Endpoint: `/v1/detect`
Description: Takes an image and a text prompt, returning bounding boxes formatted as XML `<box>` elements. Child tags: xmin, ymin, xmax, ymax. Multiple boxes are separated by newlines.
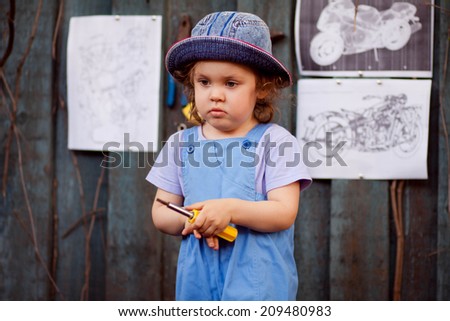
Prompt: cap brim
<box><xmin>166</xmin><ymin>36</ymin><xmax>292</xmax><ymax>87</ymax></box>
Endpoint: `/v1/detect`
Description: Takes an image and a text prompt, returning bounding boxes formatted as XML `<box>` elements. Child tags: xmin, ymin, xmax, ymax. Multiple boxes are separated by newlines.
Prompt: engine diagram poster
<box><xmin>67</xmin><ymin>16</ymin><xmax>162</xmax><ymax>152</ymax></box>
<box><xmin>295</xmin><ymin>0</ymin><xmax>434</xmax><ymax>77</ymax></box>
<box><xmin>296</xmin><ymin>79</ymin><xmax>431</xmax><ymax>179</ymax></box>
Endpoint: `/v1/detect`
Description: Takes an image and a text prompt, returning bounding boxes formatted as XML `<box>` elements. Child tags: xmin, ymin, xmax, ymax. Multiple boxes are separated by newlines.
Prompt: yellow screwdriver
<box><xmin>156</xmin><ymin>198</ymin><xmax>238</xmax><ymax>242</ymax></box>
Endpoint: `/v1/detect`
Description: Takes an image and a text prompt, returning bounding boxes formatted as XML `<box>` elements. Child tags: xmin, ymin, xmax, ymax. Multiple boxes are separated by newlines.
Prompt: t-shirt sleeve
<box><xmin>261</xmin><ymin>125</ymin><xmax>312</xmax><ymax>192</ymax></box>
<box><xmin>145</xmin><ymin>132</ymin><xmax>183</xmax><ymax>196</ymax></box>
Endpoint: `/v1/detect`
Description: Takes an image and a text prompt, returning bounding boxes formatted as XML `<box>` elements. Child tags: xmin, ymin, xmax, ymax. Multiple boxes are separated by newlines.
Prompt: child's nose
<box><xmin>209</xmin><ymin>86</ymin><xmax>225</xmax><ymax>101</ymax></box>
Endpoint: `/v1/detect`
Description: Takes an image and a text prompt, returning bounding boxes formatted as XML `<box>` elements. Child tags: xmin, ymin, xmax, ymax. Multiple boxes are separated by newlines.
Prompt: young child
<box><xmin>146</xmin><ymin>11</ymin><xmax>311</xmax><ymax>300</ymax></box>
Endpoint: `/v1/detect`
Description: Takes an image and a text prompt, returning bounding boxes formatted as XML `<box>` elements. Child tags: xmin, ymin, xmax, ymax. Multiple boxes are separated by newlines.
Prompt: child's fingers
<box><xmin>182</xmin><ymin>219</ymin><xmax>197</xmax><ymax>236</ymax></box>
<box><xmin>199</xmin><ymin>225</ymin><xmax>219</xmax><ymax>238</ymax></box>
<box><xmin>193</xmin><ymin>229</ymin><xmax>202</xmax><ymax>239</ymax></box>
<box><xmin>190</xmin><ymin>211</ymin><xmax>207</xmax><ymax>231</ymax></box>
<box><xmin>206</xmin><ymin>236</ymin><xmax>219</xmax><ymax>251</ymax></box>
<box><xmin>181</xmin><ymin>224</ymin><xmax>191</xmax><ymax>236</ymax></box>
<box><xmin>184</xmin><ymin>202</ymin><xmax>204</xmax><ymax>211</ymax></box>
<box><xmin>181</xmin><ymin>225</ymin><xmax>202</xmax><ymax>239</ymax></box>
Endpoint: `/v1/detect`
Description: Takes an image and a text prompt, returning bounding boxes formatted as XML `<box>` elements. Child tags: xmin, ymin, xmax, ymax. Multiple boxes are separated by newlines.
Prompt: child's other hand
<box><xmin>182</xmin><ymin>220</ymin><xmax>201</xmax><ymax>239</ymax></box>
<box><xmin>205</xmin><ymin>236</ymin><xmax>219</xmax><ymax>250</ymax></box>
<box><xmin>181</xmin><ymin>220</ymin><xmax>219</xmax><ymax>250</ymax></box>
<box><xmin>184</xmin><ymin>199</ymin><xmax>234</xmax><ymax>238</ymax></box>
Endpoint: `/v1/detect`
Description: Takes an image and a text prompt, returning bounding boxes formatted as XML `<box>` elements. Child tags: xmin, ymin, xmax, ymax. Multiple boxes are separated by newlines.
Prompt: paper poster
<box><xmin>295</xmin><ymin>0</ymin><xmax>434</xmax><ymax>78</ymax></box>
<box><xmin>296</xmin><ymin>79</ymin><xmax>431</xmax><ymax>179</ymax></box>
<box><xmin>67</xmin><ymin>15</ymin><xmax>162</xmax><ymax>152</ymax></box>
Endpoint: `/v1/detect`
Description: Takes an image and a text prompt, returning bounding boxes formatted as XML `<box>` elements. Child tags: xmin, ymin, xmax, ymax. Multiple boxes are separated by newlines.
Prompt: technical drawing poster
<box><xmin>67</xmin><ymin>16</ymin><xmax>162</xmax><ymax>152</ymax></box>
<box><xmin>296</xmin><ymin>79</ymin><xmax>431</xmax><ymax>179</ymax></box>
<box><xmin>295</xmin><ymin>0</ymin><xmax>434</xmax><ymax>77</ymax></box>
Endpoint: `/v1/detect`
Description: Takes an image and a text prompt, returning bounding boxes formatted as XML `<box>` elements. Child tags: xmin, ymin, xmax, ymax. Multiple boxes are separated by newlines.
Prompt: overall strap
<box><xmin>245</xmin><ymin>123</ymin><xmax>273</xmax><ymax>143</ymax></box>
<box><xmin>181</xmin><ymin>126</ymin><xmax>198</xmax><ymax>142</ymax></box>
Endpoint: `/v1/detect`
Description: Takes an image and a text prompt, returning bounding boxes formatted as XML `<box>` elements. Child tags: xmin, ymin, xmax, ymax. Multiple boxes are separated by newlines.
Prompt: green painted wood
<box><xmin>330</xmin><ymin>180</ymin><xmax>389</xmax><ymax>300</ymax></box>
<box><xmin>0</xmin><ymin>0</ymin><xmax>57</xmax><ymax>300</ymax></box>
<box><xmin>54</xmin><ymin>0</ymin><xmax>112</xmax><ymax>301</ymax></box>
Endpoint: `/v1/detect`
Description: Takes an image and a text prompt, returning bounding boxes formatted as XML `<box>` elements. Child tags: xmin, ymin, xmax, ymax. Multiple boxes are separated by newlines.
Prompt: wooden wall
<box><xmin>0</xmin><ymin>0</ymin><xmax>449</xmax><ymax>300</ymax></box>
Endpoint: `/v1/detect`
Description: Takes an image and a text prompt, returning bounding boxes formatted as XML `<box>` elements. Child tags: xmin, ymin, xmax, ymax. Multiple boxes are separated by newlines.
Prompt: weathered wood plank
<box><xmin>106</xmin><ymin>157</ymin><xmax>159</xmax><ymax>300</ymax></box>
<box><xmin>330</xmin><ymin>180</ymin><xmax>389</xmax><ymax>300</ymax></box>
<box><xmin>105</xmin><ymin>0</ymin><xmax>164</xmax><ymax>301</ymax></box>
<box><xmin>296</xmin><ymin>181</ymin><xmax>331</xmax><ymax>300</ymax></box>
<box><xmin>401</xmin><ymin>180</ymin><xmax>437</xmax><ymax>300</ymax></box>
<box><xmin>387</xmin><ymin>85</ymin><xmax>439</xmax><ymax>301</ymax></box>
<box><xmin>54</xmin><ymin>0</ymin><xmax>112</xmax><ymax>301</ymax></box>
<box><xmin>437</xmin><ymin>0</ymin><xmax>450</xmax><ymax>301</ymax></box>
<box><xmin>399</xmin><ymin>3</ymin><xmax>441</xmax><ymax>297</ymax></box>
<box><xmin>0</xmin><ymin>0</ymin><xmax>57</xmax><ymax>300</ymax></box>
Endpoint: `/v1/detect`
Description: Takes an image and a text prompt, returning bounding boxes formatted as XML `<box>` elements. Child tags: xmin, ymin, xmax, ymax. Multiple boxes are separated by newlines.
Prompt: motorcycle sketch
<box><xmin>310</xmin><ymin>0</ymin><xmax>422</xmax><ymax>66</ymax></box>
<box><xmin>301</xmin><ymin>94</ymin><xmax>422</xmax><ymax>158</ymax></box>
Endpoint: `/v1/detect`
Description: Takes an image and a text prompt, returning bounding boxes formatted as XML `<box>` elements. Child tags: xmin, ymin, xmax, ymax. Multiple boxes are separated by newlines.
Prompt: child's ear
<box><xmin>256</xmin><ymin>85</ymin><xmax>270</xmax><ymax>100</ymax></box>
<box><xmin>257</xmin><ymin>90</ymin><xmax>268</xmax><ymax>100</ymax></box>
<box><xmin>256</xmin><ymin>81</ymin><xmax>272</xmax><ymax>100</ymax></box>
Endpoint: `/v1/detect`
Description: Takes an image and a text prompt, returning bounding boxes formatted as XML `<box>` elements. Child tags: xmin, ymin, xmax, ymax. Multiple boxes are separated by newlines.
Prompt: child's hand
<box><xmin>205</xmin><ymin>236</ymin><xmax>219</xmax><ymax>250</ymax></box>
<box><xmin>183</xmin><ymin>220</ymin><xmax>202</xmax><ymax>239</ymax></box>
<box><xmin>182</xmin><ymin>220</ymin><xmax>219</xmax><ymax>250</ymax></box>
<box><xmin>182</xmin><ymin>199</ymin><xmax>234</xmax><ymax>238</ymax></box>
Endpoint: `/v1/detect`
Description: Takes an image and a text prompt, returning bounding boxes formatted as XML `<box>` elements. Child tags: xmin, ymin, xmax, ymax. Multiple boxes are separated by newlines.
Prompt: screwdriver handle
<box><xmin>189</xmin><ymin>209</ymin><xmax>238</xmax><ymax>242</ymax></box>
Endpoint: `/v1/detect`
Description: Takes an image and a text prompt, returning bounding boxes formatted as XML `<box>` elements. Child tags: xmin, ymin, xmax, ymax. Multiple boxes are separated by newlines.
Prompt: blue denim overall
<box><xmin>177</xmin><ymin>123</ymin><xmax>297</xmax><ymax>300</ymax></box>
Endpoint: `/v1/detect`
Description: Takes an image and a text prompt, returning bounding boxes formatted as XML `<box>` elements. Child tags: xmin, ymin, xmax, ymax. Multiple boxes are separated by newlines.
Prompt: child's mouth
<box><xmin>209</xmin><ymin>108</ymin><xmax>226</xmax><ymax>116</ymax></box>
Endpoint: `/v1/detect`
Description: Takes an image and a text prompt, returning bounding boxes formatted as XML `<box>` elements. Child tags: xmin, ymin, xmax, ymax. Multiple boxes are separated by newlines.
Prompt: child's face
<box><xmin>193</xmin><ymin>61</ymin><xmax>261</xmax><ymax>136</ymax></box>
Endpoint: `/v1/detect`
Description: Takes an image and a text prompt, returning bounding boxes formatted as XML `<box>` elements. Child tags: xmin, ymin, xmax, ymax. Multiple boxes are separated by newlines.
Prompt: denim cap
<box><xmin>166</xmin><ymin>11</ymin><xmax>292</xmax><ymax>86</ymax></box>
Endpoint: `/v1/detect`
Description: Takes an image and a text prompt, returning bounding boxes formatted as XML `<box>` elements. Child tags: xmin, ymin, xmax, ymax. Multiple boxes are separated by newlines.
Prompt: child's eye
<box><xmin>197</xmin><ymin>79</ymin><xmax>210</xmax><ymax>86</ymax></box>
<box><xmin>226</xmin><ymin>81</ymin><xmax>238</xmax><ymax>88</ymax></box>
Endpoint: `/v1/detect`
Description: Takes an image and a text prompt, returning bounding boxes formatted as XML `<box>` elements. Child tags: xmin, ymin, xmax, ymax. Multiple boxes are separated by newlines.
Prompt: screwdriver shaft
<box><xmin>156</xmin><ymin>198</ymin><xmax>193</xmax><ymax>219</ymax></box>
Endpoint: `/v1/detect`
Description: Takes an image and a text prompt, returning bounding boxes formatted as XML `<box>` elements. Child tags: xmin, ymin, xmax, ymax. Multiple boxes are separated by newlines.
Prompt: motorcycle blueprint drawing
<box><xmin>309</xmin><ymin>0</ymin><xmax>422</xmax><ymax>66</ymax></box>
<box><xmin>301</xmin><ymin>94</ymin><xmax>422</xmax><ymax>158</ymax></box>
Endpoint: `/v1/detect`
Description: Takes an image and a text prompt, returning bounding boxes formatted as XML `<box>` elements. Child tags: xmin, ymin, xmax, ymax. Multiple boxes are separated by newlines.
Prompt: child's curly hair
<box><xmin>173</xmin><ymin>62</ymin><xmax>285</xmax><ymax>125</ymax></box>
